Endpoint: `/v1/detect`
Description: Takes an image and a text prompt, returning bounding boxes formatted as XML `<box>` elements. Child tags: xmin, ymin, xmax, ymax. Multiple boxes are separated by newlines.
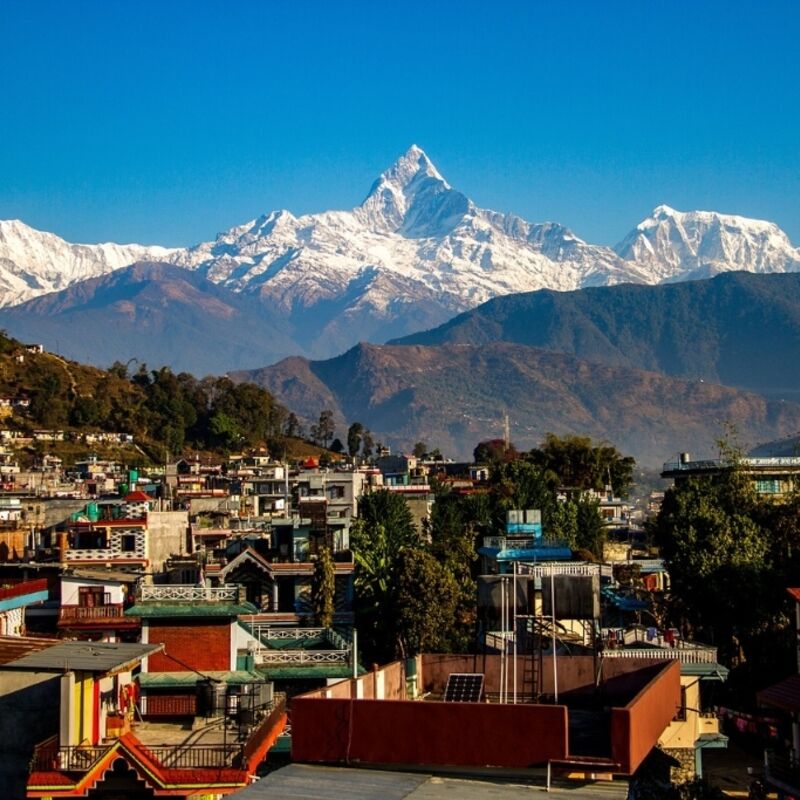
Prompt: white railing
<box><xmin>139</xmin><ymin>585</ymin><xmax>241</xmax><ymax>602</ymax></box>
<box><xmin>250</xmin><ymin>625</ymin><xmax>326</xmax><ymax>640</ymax></box>
<box><xmin>625</xmin><ymin>559</ymin><xmax>665</xmax><ymax>572</ymax></box>
<box><xmin>517</xmin><ymin>562</ymin><xmax>613</xmax><ymax>578</ymax></box>
<box><xmin>601</xmin><ymin>645</ymin><xmax>718</xmax><ymax>664</ymax></box>
<box><xmin>66</xmin><ymin>549</ymin><xmax>143</xmax><ymax>562</ymax></box>
<box><xmin>664</xmin><ymin>456</ymin><xmax>800</xmax><ymax>472</ymax></box>
<box><xmin>254</xmin><ymin>648</ymin><xmax>350</xmax><ymax>665</ymax></box>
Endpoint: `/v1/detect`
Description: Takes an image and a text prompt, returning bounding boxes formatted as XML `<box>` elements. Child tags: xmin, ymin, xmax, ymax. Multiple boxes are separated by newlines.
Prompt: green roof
<box><xmin>681</xmin><ymin>662</ymin><xmax>729</xmax><ymax>680</ymax></box>
<box><xmin>139</xmin><ymin>670</ymin><xmax>264</xmax><ymax>688</ymax></box>
<box><xmin>125</xmin><ymin>602</ymin><xmax>258</xmax><ymax>618</ymax></box>
<box><xmin>257</xmin><ymin>665</ymin><xmax>366</xmax><ymax>680</ymax></box>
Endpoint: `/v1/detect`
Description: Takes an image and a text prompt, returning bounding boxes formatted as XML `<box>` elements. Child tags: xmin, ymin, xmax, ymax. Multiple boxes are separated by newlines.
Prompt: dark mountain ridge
<box><xmin>391</xmin><ymin>271</ymin><xmax>800</xmax><ymax>398</ymax></box>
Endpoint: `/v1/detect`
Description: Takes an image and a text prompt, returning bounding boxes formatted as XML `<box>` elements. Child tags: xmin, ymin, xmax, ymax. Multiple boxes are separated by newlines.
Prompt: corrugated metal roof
<box><xmin>0</xmin><ymin>634</ymin><xmax>55</xmax><ymax>666</ymax></box>
<box><xmin>233</xmin><ymin>764</ymin><xmax>630</xmax><ymax>799</ymax></box>
<box><xmin>125</xmin><ymin>602</ymin><xmax>257</xmax><ymax>618</ymax></box>
<box><xmin>2</xmin><ymin>641</ymin><xmax>162</xmax><ymax>673</ymax></box>
<box><xmin>758</xmin><ymin>674</ymin><xmax>800</xmax><ymax>712</ymax></box>
<box><xmin>139</xmin><ymin>670</ymin><xmax>264</xmax><ymax>688</ymax></box>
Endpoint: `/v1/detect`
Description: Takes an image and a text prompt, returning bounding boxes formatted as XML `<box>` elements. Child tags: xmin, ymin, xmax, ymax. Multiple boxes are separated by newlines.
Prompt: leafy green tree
<box><xmin>396</xmin><ymin>548</ymin><xmax>458</xmax><ymax>657</ymax></box>
<box><xmin>652</xmin><ymin>465</ymin><xmax>771</xmax><ymax>664</ymax></box>
<box><xmin>312</xmin><ymin>545</ymin><xmax>336</xmax><ymax>628</ymax></box>
<box><xmin>330</xmin><ymin>437</ymin><xmax>344</xmax><ymax>454</ymax></box>
<box><xmin>530</xmin><ymin>433</ymin><xmax>635</xmax><ymax>496</ymax></box>
<box><xmin>351</xmin><ymin>490</ymin><xmax>419</xmax><ymax>662</ymax></box>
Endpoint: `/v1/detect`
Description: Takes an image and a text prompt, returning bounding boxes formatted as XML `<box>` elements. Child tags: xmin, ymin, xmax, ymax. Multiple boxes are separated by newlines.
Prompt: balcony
<box><xmin>58</xmin><ymin>604</ymin><xmax>138</xmax><ymax>627</ymax></box>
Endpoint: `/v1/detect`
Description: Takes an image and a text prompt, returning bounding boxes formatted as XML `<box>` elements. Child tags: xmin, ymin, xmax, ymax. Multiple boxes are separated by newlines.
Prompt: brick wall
<box><xmin>146</xmin><ymin>620</ymin><xmax>231</xmax><ymax>672</ymax></box>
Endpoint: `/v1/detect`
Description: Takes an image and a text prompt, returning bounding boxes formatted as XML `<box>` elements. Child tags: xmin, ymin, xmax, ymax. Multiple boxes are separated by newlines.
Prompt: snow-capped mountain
<box><xmin>1</xmin><ymin>146</ymin><xmax>799</xmax><ymax>358</ymax></box>
<box><xmin>0</xmin><ymin>219</ymin><xmax>178</xmax><ymax>306</ymax></box>
<box><xmin>166</xmin><ymin>145</ymin><xmax>646</xmax><ymax>353</ymax></box>
<box><xmin>614</xmin><ymin>204</ymin><xmax>800</xmax><ymax>282</ymax></box>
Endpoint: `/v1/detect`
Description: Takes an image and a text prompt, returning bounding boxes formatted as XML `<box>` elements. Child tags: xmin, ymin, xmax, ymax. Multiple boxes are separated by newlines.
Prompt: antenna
<box><xmin>503</xmin><ymin>413</ymin><xmax>510</xmax><ymax>450</ymax></box>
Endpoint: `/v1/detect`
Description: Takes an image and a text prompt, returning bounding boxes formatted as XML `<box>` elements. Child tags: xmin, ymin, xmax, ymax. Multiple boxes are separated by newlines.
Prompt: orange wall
<box><xmin>291</xmin><ymin>697</ymin><xmax>568</xmax><ymax>768</ymax></box>
<box><xmin>611</xmin><ymin>659</ymin><xmax>681</xmax><ymax>774</ymax></box>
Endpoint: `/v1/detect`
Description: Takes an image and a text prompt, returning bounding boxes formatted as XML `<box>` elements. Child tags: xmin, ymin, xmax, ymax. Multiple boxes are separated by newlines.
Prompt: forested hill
<box><xmin>231</xmin><ymin>341</ymin><xmax>800</xmax><ymax>468</ymax></box>
<box><xmin>0</xmin><ymin>331</ymin><xmax>289</xmax><ymax>458</ymax></box>
<box><xmin>390</xmin><ymin>271</ymin><xmax>800</xmax><ymax>398</ymax></box>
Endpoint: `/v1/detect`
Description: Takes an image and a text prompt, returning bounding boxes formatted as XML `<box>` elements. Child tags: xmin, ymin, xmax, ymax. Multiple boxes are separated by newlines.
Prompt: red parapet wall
<box><xmin>611</xmin><ymin>659</ymin><xmax>681</xmax><ymax>774</ymax></box>
<box><xmin>291</xmin><ymin>697</ymin><xmax>568</xmax><ymax>768</ymax></box>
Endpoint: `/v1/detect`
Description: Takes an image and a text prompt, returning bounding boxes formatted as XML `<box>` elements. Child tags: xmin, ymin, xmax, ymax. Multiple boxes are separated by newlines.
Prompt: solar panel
<box><xmin>443</xmin><ymin>673</ymin><xmax>484</xmax><ymax>702</ymax></box>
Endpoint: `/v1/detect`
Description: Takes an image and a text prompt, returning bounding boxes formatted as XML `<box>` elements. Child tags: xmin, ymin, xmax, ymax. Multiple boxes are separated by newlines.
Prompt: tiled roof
<box><xmin>0</xmin><ymin>634</ymin><xmax>55</xmax><ymax>666</ymax></box>
<box><xmin>758</xmin><ymin>673</ymin><xmax>800</xmax><ymax>713</ymax></box>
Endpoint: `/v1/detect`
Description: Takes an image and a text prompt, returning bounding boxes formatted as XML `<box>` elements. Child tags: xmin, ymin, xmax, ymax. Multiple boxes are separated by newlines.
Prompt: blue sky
<box><xmin>1</xmin><ymin>0</ymin><xmax>799</xmax><ymax>247</ymax></box>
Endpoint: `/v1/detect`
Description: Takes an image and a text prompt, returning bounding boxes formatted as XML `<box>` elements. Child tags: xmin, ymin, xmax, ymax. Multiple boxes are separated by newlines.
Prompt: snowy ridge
<box><xmin>614</xmin><ymin>204</ymin><xmax>800</xmax><ymax>281</ymax></box>
<box><xmin>0</xmin><ymin>219</ymin><xmax>178</xmax><ymax>306</ymax></box>
<box><xmin>2</xmin><ymin>147</ymin><xmax>800</xmax><ymax>356</ymax></box>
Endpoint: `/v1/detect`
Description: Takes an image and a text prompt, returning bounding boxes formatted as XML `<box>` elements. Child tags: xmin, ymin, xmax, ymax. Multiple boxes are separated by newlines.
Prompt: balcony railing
<box><xmin>518</xmin><ymin>562</ymin><xmax>614</xmax><ymax>578</ymax></box>
<box><xmin>138</xmin><ymin>585</ymin><xmax>242</xmax><ymax>603</ymax></box>
<box><xmin>138</xmin><ymin>743</ymin><xmax>243</xmax><ymax>769</ymax></box>
<box><xmin>765</xmin><ymin>752</ymin><xmax>800</xmax><ymax>794</ymax></box>
<box><xmin>30</xmin><ymin>744</ymin><xmax>114</xmax><ymax>772</ymax></box>
<box><xmin>254</xmin><ymin>648</ymin><xmax>350</xmax><ymax>666</ymax></box>
<box><xmin>58</xmin><ymin>604</ymin><xmax>127</xmax><ymax>624</ymax></box>
<box><xmin>30</xmin><ymin>741</ymin><xmax>244</xmax><ymax>773</ymax></box>
<box><xmin>601</xmin><ymin>644</ymin><xmax>718</xmax><ymax>664</ymax></box>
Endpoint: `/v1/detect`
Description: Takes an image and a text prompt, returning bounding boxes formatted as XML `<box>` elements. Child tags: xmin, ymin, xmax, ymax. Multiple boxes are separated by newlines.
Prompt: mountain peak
<box><xmin>357</xmin><ymin>145</ymin><xmax>464</xmax><ymax>234</ymax></box>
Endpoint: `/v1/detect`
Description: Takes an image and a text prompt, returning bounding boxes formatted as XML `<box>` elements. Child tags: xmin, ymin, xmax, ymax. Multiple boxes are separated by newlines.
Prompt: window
<box><xmin>121</xmin><ymin>534</ymin><xmax>137</xmax><ymax>552</ymax></box>
<box><xmin>674</xmin><ymin>686</ymin><xmax>688</xmax><ymax>721</ymax></box>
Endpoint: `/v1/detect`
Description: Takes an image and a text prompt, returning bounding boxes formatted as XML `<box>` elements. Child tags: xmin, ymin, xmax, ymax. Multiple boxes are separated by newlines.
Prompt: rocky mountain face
<box><xmin>231</xmin><ymin>342</ymin><xmax>800</xmax><ymax>467</ymax></box>
<box><xmin>392</xmin><ymin>271</ymin><xmax>800</xmax><ymax>399</ymax></box>
<box><xmin>2</xmin><ymin>146</ymin><xmax>799</xmax><ymax>360</ymax></box>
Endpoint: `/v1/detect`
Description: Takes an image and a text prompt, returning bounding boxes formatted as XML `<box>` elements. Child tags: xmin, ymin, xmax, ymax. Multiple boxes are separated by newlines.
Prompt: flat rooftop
<box><xmin>234</xmin><ymin>763</ymin><xmax>630</xmax><ymax>799</ymax></box>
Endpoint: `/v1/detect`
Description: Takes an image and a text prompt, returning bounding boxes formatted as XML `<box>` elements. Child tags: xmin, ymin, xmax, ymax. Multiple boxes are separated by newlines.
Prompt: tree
<box><xmin>529</xmin><ymin>433</ymin><xmax>635</xmax><ymax>496</ymax></box>
<box><xmin>396</xmin><ymin>548</ymin><xmax>458</xmax><ymax>657</ymax></box>
<box><xmin>412</xmin><ymin>441</ymin><xmax>428</xmax><ymax>458</ymax></box>
<box><xmin>330</xmin><ymin>437</ymin><xmax>344</xmax><ymax>454</ymax></box>
<box><xmin>361</xmin><ymin>429</ymin><xmax>375</xmax><ymax>461</ymax></box>
<box><xmin>312</xmin><ymin>545</ymin><xmax>336</xmax><ymax>628</ymax></box>
<box><xmin>347</xmin><ymin>422</ymin><xmax>364</xmax><ymax>459</ymax></box>
<box><xmin>311</xmin><ymin>410</ymin><xmax>335</xmax><ymax>449</ymax></box>
<box><xmin>351</xmin><ymin>490</ymin><xmax>419</xmax><ymax>662</ymax></box>
<box><xmin>474</xmin><ymin>439</ymin><xmax>519</xmax><ymax>465</ymax></box>
<box><xmin>651</xmin><ymin>461</ymin><xmax>773</xmax><ymax>666</ymax></box>
<box><xmin>284</xmin><ymin>412</ymin><xmax>302</xmax><ymax>439</ymax></box>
